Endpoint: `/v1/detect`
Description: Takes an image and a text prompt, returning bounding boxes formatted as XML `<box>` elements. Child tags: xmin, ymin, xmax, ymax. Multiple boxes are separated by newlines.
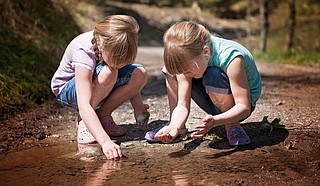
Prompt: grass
<box><xmin>0</xmin><ymin>30</ymin><xmax>57</xmax><ymax>114</ymax></box>
<box><xmin>253</xmin><ymin>51</ymin><xmax>320</xmax><ymax>65</ymax></box>
<box><xmin>0</xmin><ymin>0</ymin><xmax>81</xmax><ymax>118</ymax></box>
<box><xmin>243</xmin><ymin>0</ymin><xmax>320</xmax><ymax>65</ymax></box>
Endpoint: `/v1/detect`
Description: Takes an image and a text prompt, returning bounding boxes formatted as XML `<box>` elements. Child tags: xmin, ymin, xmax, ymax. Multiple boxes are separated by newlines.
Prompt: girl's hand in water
<box><xmin>101</xmin><ymin>141</ymin><xmax>122</xmax><ymax>160</ymax></box>
<box><xmin>155</xmin><ymin>125</ymin><xmax>179</xmax><ymax>143</ymax></box>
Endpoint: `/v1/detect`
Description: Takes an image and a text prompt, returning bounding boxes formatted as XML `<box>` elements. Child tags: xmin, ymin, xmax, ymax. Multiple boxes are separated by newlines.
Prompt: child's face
<box><xmin>183</xmin><ymin>47</ymin><xmax>210</xmax><ymax>79</ymax></box>
<box><xmin>98</xmin><ymin>39</ymin><xmax>125</xmax><ymax>70</ymax></box>
<box><xmin>101</xmin><ymin>49</ymin><xmax>125</xmax><ymax>70</ymax></box>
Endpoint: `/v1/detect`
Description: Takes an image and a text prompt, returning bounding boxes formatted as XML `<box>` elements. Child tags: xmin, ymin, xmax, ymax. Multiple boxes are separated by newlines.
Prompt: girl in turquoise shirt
<box><xmin>145</xmin><ymin>21</ymin><xmax>261</xmax><ymax>145</ymax></box>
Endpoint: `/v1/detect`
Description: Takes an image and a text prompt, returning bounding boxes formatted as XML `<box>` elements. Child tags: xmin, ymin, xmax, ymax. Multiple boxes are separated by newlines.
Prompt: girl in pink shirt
<box><xmin>51</xmin><ymin>15</ymin><xmax>149</xmax><ymax>160</ymax></box>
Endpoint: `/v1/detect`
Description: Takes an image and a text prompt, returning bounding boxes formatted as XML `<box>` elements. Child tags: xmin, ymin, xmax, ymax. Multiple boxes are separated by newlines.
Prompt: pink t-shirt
<box><xmin>51</xmin><ymin>31</ymin><xmax>96</xmax><ymax>96</ymax></box>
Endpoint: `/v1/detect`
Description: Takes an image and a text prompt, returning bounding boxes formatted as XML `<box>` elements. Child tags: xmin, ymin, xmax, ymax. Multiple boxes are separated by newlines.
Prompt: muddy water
<box><xmin>0</xmin><ymin>142</ymin><xmax>213</xmax><ymax>185</ymax></box>
<box><xmin>0</xmin><ymin>137</ymin><xmax>312</xmax><ymax>186</ymax></box>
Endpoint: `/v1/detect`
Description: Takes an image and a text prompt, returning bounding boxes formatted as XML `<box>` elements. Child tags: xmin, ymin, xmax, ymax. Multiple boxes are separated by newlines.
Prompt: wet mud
<box><xmin>1</xmin><ymin>126</ymin><xmax>319</xmax><ymax>185</ymax></box>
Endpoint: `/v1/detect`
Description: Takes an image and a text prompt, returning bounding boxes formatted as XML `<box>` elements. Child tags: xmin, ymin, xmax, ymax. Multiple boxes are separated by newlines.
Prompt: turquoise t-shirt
<box><xmin>208</xmin><ymin>35</ymin><xmax>261</xmax><ymax>105</ymax></box>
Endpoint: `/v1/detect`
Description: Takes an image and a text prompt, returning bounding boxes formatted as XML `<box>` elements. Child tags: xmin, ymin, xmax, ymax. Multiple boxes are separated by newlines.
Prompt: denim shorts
<box><xmin>57</xmin><ymin>63</ymin><xmax>143</xmax><ymax>110</ymax></box>
<box><xmin>164</xmin><ymin>66</ymin><xmax>254</xmax><ymax>118</ymax></box>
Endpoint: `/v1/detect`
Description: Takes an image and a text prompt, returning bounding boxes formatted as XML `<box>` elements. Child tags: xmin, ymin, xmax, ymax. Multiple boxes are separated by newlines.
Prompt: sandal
<box><xmin>77</xmin><ymin>120</ymin><xmax>96</xmax><ymax>144</ymax></box>
<box><xmin>100</xmin><ymin>116</ymin><xmax>126</xmax><ymax>137</ymax></box>
<box><xmin>135</xmin><ymin>111</ymin><xmax>150</xmax><ymax>125</ymax></box>
<box><xmin>227</xmin><ymin>126</ymin><xmax>251</xmax><ymax>146</ymax></box>
<box><xmin>145</xmin><ymin>123</ymin><xmax>188</xmax><ymax>143</ymax></box>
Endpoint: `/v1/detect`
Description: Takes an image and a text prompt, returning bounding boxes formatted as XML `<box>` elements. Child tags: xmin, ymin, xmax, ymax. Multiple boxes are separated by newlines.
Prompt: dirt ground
<box><xmin>0</xmin><ymin>47</ymin><xmax>320</xmax><ymax>185</ymax></box>
<box><xmin>1</xmin><ymin>3</ymin><xmax>320</xmax><ymax>185</ymax></box>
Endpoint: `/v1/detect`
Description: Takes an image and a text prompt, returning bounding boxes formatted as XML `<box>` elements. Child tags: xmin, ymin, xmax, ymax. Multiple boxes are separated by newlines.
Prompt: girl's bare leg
<box><xmin>207</xmin><ymin>92</ymin><xmax>240</xmax><ymax>130</ymax></box>
<box><xmin>96</xmin><ymin>66</ymin><xmax>148</xmax><ymax>118</ymax></box>
<box><xmin>90</xmin><ymin>66</ymin><xmax>118</xmax><ymax>110</ymax></box>
<box><xmin>130</xmin><ymin>92</ymin><xmax>149</xmax><ymax>121</ymax></box>
<box><xmin>167</xmin><ymin>73</ymin><xmax>239</xmax><ymax>131</ymax></box>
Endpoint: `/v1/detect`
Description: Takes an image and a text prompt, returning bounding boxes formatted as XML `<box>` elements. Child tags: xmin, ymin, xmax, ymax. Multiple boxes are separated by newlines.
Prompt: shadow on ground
<box><xmin>166</xmin><ymin>122</ymin><xmax>289</xmax><ymax>159</ymax></box>
<box><xmin>113</xmin><ymin>119</ymin><xmax>168</xmax><ymax>144</ymax></box>
<box><xmin>114</xmin><ymin>118</ymin><xmax>289</xmax><ymax>161</ymax></box>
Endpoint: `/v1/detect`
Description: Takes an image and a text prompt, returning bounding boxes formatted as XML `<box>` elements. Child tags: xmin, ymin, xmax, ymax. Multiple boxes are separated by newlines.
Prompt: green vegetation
<box><xmin>0</xmin><ymin>0</ymin><xmax>80</xmax><ymax>117</ymax></box>
<box><xmin>260</xmin><ymin>116</ymin><xmax>284</xmax><ymax>135</ymax></box>
<box><xmin>238</xmin><ymin>0</ymin><xmax>320</xmax><ymax>65</ymax></box>
<box><xmin>253</xmin><ymin>51</ymin><xmax>319</xmax><ymax>65</ymax></box>
<box><xmin>0</xmin><ymin>31</ymin><xmax>51</xmax><ymax>108</ymax></box>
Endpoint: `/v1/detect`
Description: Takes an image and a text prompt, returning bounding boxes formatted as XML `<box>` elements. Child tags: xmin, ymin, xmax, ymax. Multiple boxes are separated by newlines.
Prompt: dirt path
<box><xmin>0</xmin><ymin>47</ymin><xmax>320</xmax><ymax>185</ymax></box>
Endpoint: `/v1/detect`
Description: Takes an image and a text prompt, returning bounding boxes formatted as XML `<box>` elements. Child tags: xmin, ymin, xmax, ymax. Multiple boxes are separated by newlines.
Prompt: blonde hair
<box><xmin>92</xmin><ymin>15</ymin><xmax>139</xmax><ymax>65</ymax></box>
<box><xmin>163</xmin><ymin>21</ymin><xmax>211</xmax><ymax>75</ymax></box>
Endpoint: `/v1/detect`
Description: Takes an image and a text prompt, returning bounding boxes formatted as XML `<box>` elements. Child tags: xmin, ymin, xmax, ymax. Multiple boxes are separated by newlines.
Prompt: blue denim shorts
<box><xmin>164</xmin><ymin>66</ymin><xmax>254</xmax><ymax>117</ymax></box>
<box><xmin>57</xmin><ymin>63</ymin><xmax>142</xmax><ymax>110</ymax></box>
<box><xmin>190</xmin><ymin>66</ymin><xmax>231</xmax><ymax>115</ymax></box>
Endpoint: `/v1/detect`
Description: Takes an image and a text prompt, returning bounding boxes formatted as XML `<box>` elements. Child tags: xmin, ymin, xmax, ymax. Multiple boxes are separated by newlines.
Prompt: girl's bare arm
<box><xmin>168</xmin><ymin>74</ymin><xmax>192</xmax><ymax>130</ymax></box>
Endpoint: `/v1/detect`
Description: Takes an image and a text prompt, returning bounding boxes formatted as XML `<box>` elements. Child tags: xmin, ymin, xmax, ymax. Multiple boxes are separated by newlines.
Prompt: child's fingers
<box><xmin>155</xmin><ymin>130</ymin><xmax>175</xmax><ymax>143</ymax></box>
<box><xmin>155</xmin><ymin>132</ymin><xmax>168</xmax><ymax>138</ymax></box>
<box><xmin>191</xmin><ymin>133</ymin><xmax>204</xmax><ymax>138</ymax></box>
<box><xmin>202</xmin><ymin>115</ymin><xmax>213</xmax><ymax>122</ymax></box>
<box><xmin>155</xmin><ymin>134</ymin><xmax>166</xmax><ymax>142</ymax></box>
<box><xmin>154</xmin><ymin>133</ymin><xmax>161</xmax><ymax>138</ymax></box>
<box><xmin>191</xmin><ymin>129</ymin><xmax>206</xmax><ymax>138</ymax></box>
<box><xmin>159</xmin><ymin>134</ymin><xmax>173</xmax><ymax>143</ymax></box>
<box><xmin>194</xmin><ymin>124</ymin><xmax>206</xmax><ymax>129</ymax></box>
<box><xmin>155</xmin><ymin>129</ymin><xmax>166</xmax><ymax>138</ymax></box>
<box><xmin>191</xmin><ymin>132</ymin><xmax>203</xmax><ymax>138</ymax></box>
<box><xmin>165</xmin><ymin>135</ymin><xmax>174</xmax><ymax>143</ymax></box>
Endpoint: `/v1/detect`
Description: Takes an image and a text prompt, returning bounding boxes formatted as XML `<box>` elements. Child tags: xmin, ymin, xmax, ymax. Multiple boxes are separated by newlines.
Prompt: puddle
<box><xmin>0</xmin><ymin>141</ymin><xmax>208</xmax><ymax>185</ymax></box>
<box><xmin>0</xmin><ymin>138</ymin><xmax>317</xmax><ymax>185</ymax></box>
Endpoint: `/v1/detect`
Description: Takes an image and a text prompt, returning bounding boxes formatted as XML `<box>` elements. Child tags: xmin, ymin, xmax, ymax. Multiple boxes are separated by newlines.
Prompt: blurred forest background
<box><xmin>0</xmin><ymin>0</ymin><xmax>319</xmax><ymax>119</ymax></box>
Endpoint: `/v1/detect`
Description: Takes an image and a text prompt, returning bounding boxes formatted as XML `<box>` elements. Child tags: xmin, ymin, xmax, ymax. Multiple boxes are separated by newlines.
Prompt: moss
<box><xmin>0</xmin><ymin>0</ymin><xmax>80</xmax><ymax>115</ymax></box>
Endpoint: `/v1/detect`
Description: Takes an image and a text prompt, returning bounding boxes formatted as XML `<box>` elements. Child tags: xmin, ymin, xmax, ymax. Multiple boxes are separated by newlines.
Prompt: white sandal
<box><xmin>77</xmin><ymin>120</ymin><xmax>96</xmax><ymax>144</ymax></box>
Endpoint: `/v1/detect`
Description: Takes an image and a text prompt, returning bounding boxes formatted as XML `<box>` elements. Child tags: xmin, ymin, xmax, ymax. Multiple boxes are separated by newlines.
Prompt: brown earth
<box><xmin>1</xmin><ymin>3</ymin><xmax>320</xmax><ymax>186</ymax></box>
<box><xmin>0</xmin><ymin>48</ymin><xmax>320</xmax><ymax>185</ymax></box>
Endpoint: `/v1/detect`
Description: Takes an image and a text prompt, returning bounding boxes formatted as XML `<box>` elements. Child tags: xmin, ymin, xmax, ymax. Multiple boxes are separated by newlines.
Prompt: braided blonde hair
<box><xmin>163</xmin><ymin>21</ymin><xmax>212</xmax><ymax>75</ymax></box>
<box><xmin>91</xmin><ymin>15</ymin><xmax>139</xmax><ymax>65</ymax></box>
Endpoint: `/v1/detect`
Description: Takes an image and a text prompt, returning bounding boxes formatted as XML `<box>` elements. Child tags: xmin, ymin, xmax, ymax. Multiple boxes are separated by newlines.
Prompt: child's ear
<box><xmin>203</xmin><ymin>45</ymin><xmax>211</xmax><ymax>57</ymax></box>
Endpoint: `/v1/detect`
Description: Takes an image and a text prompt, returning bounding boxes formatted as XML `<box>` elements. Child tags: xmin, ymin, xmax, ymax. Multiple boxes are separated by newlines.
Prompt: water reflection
<box><xmin>84</xmin><ymin>160</ymin><xmax>122</xmax><ymax>186</ymax></box>
<box><xmin>77</xmin><ymin>143</ymin><xmax>122</xmax><ymax>186</ymax></box>
<box><xmin>169</xmin><ymin>139</ymin><xmax>203</xmax><ymax>158</ymax></box>
<box><xmin>171</xmin><ymin>170</ymin><xmax>205</xmax><ymax>185</ymax></box>
<box><xmin>76</xmin><ymin>144</ymin><xmax>207</xmax><ymax>185</ymax></box>
<box><xmin>77</xmin><ymin>143</ymin><xmax>103</xmax><ymax>161</ymax></box>
<box><xmin>172</xmin><ymin>170</ymin><xmax>189</xmax><ymax>185</ymax></box>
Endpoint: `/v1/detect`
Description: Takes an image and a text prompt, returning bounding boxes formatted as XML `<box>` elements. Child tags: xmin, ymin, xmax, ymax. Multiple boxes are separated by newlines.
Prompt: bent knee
<box><xmin>208</xmin><ymin>92</ymin><xmax>235</xmax><ymax>112</ymax></box>
<box><xmin>131</xmin><ymin>66</ymin><xmax>147</xmax><ymax>84</ymax></box>
<box><xmin>94</xmin><ymin>66</ymin><xmax>118</xmax><ymax>86</ymax></box>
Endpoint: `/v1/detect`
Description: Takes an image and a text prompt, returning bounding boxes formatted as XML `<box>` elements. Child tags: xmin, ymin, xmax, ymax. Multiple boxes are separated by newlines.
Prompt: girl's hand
<box><xmin>101</xmin><ymin>141</ymin><xmax>122</xmax><ymax>160</ymax></box>
<box><xmin>191</xmin><ymin>115</ymin><xmax>215</xmax><ymax>138</ymax></box>
<box><xmin>154</xmin><ymin>125</ymin><xmax>179</xmax><ymax>143</ymax></box>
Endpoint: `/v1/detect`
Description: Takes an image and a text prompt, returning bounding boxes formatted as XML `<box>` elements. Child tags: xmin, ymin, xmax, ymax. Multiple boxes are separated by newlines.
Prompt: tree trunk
<box><xmin>285</xmin><ymin>0</ymin><xmax>296</xmax><ymax>50</ymax></box>
<box><xmin>246</xmin><ymin>0</ymin><xmax>252</xmax><ymax>50</ymax></box>
<box><xmin>259</xmin><ymin>0</ymin><xmax>269</xmax><ymax>52</ymax></box>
